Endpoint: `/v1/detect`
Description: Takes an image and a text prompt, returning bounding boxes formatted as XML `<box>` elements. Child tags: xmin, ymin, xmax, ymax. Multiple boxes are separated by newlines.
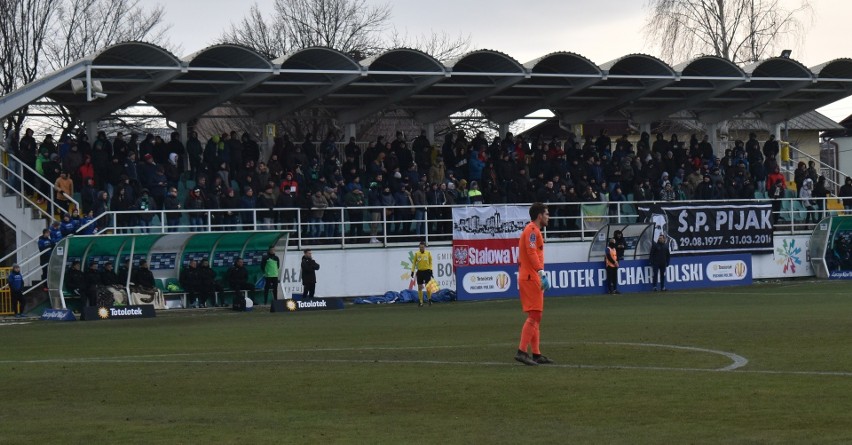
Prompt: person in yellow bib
<box><xmin>410</xmin><ymin>240</ymin><xmax>433</xmax><ymax>307</ymax></box>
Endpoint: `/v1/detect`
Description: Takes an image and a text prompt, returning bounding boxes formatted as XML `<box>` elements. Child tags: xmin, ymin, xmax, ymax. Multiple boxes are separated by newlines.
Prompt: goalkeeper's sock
<box><xmin>518</xmin><ymin>317</ymin><xmax>536</xmax><ymax>352</ymax></box>
<box><xmin>417</xmin><ymin>290</ymin><xmax>423</xmax><ymax>304</ymax></box>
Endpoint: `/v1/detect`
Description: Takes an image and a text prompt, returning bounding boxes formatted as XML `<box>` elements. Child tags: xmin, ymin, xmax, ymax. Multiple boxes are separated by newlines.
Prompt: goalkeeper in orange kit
<box><xmin>514</xmin><ymin>202</ymin><xmax>553</xmax><ymax>366</ymax></box>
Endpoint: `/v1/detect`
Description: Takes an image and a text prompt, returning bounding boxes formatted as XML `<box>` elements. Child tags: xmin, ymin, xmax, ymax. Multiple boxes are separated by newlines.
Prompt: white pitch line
<box><xmin>5</xmin><ymin>357</ymin><xmax>851</xmax><ymax>378</ymax></box>
<box><xmin>582</xmin><ymin>342</ymin><xmax>749</xmax><ymax>371</ymax></box>
<box><xmin>0</xmin><ymin>341</ymin><xmax>746</xmax><ymax>371</ymax></box>
<box><xmin>3</xmin><ymin>341</ymin><xmax>849</xmax><ymax>377</ymax></box>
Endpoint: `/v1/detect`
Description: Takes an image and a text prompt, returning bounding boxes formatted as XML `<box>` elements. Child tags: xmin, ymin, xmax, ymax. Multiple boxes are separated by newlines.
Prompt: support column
<box><xmin>177</xmin><ymin>122</ymin><xmax>187</xmax><ymax>143</ymax></box>
<box><xmin>344</xmin><ymin>123</ymin><xmax>357</xmax><ymax>142</ymax></box>
<box><xmin>85</xmin><ymin>121</ymin><xmax>98</xmax><ymax>140</ymax></box>
<box><xmin>426</xmin><ymin>123</ymin><xmax>435</xmax><ymax>144</ymax></box>
<box><xmin>639</xmin><ymin>122</ymin><xmax>651</xmax><ymax>135</ymax></box>
<box><xmin>262</xmin><ymin>123</ymin><xmax>275</xmax><ymax>162</ymax></box>
<box><xmin>774</xmin><ymin>123</ymin><xmax>783</xmax><ymax>141</ymax></box>
<box><xmin>177</xmin><ymin>122</ymin><xmax>189</xmax><ymax>171</ymax></box>
<box><xmin>707</xmin><ymin>123</ymin><xmax>720</xmax><ymax>159</ymax></box>
<box><xmin>499</xmin><ymin>123</ymin><xmax>510</xmax><ymax>138</ymax></box>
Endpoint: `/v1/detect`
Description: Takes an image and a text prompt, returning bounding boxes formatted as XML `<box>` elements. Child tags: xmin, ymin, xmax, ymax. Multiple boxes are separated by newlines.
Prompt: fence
<box><xmin>83</xmin><ymin>196</ymin><xmax>838</xmax><ymax>248</ymax></box>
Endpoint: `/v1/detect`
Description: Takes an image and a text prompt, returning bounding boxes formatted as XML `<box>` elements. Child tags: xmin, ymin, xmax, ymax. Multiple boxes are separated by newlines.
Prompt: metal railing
<box><xmin>0</xmin><ymin>146</ymin><xmax>80</xmax><ymax>220</ymax></box>
<box><xmin>1</xmin><ymin>211</ymin><xmax>110</xmax><ymax>295</ymax></box>
<box><xmin>783</xmin><ymin>143</ymin><xmax>845</xmax><ymax>194</ymax></box>
<box><xmin>72</xmin><ymin>196</ymin><xmax>835</xmax><ymax>247</ymax></box>
<box><xmin>1</xmin><ymin>194</ymin><xmax>842</xmax><ymax>296</ymax></box>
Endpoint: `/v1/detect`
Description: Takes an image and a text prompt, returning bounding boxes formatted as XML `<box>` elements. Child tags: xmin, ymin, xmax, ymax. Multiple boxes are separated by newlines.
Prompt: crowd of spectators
<box><xmin>3</xmin><ymin>125</ymin><xmax>845</xmax><ymax>241</ymax></box>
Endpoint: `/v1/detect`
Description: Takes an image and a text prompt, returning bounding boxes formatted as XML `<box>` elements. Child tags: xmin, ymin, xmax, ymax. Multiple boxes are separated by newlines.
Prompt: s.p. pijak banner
<box><xmin>456</xmin><ymin>254</ymin><xmax>752</xmax><ymax>300</ymax></box>
<box><xmin>452</xmin><ymin>205</ymin><xmax>529</xmax><ymax>268</ymax></box>
<box><xmin>637</xmin><ymin>203</ymin><xmax>773</xmax><ymax>254</ymax></box>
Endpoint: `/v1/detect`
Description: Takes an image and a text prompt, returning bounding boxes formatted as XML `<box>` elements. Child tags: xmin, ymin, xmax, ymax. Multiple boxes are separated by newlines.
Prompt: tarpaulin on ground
<box><xmin>353</xmin><ymin>289</ymin><xmax>456</xmax><ymax>304</ymax></box>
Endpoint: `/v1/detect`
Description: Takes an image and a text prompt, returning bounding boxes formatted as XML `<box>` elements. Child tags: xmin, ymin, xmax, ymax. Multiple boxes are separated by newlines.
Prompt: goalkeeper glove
<box><xmin>539</xmin><ymin>270</ymin><xmax>550</xmax><ymax>291</ymax></box>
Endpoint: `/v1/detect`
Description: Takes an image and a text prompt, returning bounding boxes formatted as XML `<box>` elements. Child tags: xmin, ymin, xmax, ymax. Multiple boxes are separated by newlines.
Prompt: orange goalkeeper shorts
<box><xmin>519</xmin><ymin>278</ymin><xmax>543</xmax><ymax>313</ymax></box>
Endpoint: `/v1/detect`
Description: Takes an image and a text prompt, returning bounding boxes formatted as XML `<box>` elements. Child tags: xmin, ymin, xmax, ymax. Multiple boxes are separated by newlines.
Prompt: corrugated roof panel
<box><xmin>275</xmin><ymin>47</ymin><xmax>360</xmax><ymax>71</ymax></box>
<box><xmin>186</xmin><ymin>44</ymin><xmax>272</xmax><ymax>69</ymax></box>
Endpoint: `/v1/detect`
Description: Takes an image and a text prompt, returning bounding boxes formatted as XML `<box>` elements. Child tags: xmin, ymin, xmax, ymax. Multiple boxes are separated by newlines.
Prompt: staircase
<box><xmin>0</xmin><ymin>147</ymin><xmax>76</xmax><ymax>283</ymax></box>
<box><xmin>781</xmin><ymin>143</ymin><xmax>845</xmax><ymax>194</ymax></box>
<box><xmin>0</xmin><ymin>193</ymin><xmax>45</xmax><ymax>276</ymax></box>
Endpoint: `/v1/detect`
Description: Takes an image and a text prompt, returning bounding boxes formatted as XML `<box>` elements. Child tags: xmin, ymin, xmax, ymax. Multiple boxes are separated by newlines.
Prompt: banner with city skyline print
<box><xmin>452</xmin><ymin>205</ymin><xmax>529</xmax><ymax>269</ymax></box>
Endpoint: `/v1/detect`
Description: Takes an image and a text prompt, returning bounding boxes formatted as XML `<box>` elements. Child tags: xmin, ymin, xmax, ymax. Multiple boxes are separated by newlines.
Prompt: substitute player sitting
<box><xmin>410</xmin><ymin>241</ymin><xmax>433</xmax><ymax>307</ymax></box>
<box><xmin>515</xmin><ymin>202</ymin><xmax>553</xmax><ymax>366</ymax></box>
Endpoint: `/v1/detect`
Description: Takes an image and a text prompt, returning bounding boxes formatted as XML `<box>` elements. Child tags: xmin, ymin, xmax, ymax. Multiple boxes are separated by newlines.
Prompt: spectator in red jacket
<box><xmin>766</xmin><ymin>166</ymin><xmax>786</xmax><ymax>193</ymax></box>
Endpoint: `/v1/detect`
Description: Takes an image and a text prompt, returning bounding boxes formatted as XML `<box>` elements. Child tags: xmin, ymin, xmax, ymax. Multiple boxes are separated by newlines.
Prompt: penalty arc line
<box><xmin>0</xmin><ymin>341</ymin><xmax>750</xmax><ymax>372</ymax></box>
<box><xmin>5</xmin><ymin>341</ymin><xmax>850</xmax><ymax>377</ymax></box>
<box><xmin>7</xmin><ymin>357</ymin><xmax>852</xmax><ymax>378</ymax></box>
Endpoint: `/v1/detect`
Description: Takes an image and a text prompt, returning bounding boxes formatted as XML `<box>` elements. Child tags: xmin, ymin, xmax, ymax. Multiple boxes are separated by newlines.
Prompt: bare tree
<box><xmin>0</xmin><ymin>0</ymin><xmax>171</xmax><ymax>136</ymax></box>
<box><xmin>223</xmin><ymin>0</ymin><xmax>391</xmax><ymax>59</ymax></box>
<box><xmin>222</xmin><ymin>4</ymin><xmax>288</xmax><ymax>59</ymax></box>
<box><xmin>46</xmin><ymin>0</ymin><xmax>171</xmax><ymax>71</ymax></box>
<box><xmin>388</xmin><ymin>29</ymin><xmax>472</xmax><ymax>63</ymax></box>
<box><xmin>217</xmin><ymin>0</ymin><xmax>480</xmax><ymax>142</ymax></box>
<box><xmin>0</xmin><ymin>0</ymin><xmax>59</xmax><ymax>131</ymax></box>
<box><xmin>643</xmin><ymin>0</ymin><xmax>812</xmax><ymax>64</ymax></box>
<box><xmin>43</xmin><ymin>0</ymin><xmax>172</xmax><ymax>136</ymax></box>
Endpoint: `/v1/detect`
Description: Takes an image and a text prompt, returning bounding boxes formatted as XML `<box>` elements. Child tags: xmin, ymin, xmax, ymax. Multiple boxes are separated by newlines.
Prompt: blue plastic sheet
<box><xmin>353</xmin><ymin>289</ymin><xmax>457</xmax><ymax>305</ymax></box>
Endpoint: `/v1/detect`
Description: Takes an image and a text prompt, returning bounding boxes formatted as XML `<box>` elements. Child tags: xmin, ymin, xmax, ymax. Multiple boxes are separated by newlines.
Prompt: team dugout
<box><xmin>46</xmin><ymin>231</ymin><xmax>288</xmax><ymax>310</ymax></box>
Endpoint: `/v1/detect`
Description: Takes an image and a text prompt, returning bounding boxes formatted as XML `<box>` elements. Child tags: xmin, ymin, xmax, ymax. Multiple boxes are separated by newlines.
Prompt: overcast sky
<box><xmin>159</xmin><ymin>0</ymin><xmax>852</xmax><ymax>123</ymax></box>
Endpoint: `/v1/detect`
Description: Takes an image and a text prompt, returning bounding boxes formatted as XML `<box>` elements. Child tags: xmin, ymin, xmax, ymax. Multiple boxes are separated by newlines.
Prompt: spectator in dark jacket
<box><xmin>93</xmin><ymin>191</ymin><xmax>110</xmax><ymax>231</ymax></box>
<box><xmin>64</xmin><ymin>260</ymin><xmax>85</xmax><ymax>297</ymax></box>
<box><xmin>181</xmin><ymin>259</ymin><xmax>200</xmax><ymax>307</ymax></box>
<box><xmin>132</xmin><ymin>260</ymin><xmax>155</xmax><ymax>289</ymax></box>
<box><xmin>839</xmin><ymin>177</ymin><xmax>852</xmax><ymax>210</ymax></box>
<box><xmin>163</xmin><ymin>187</ymin><xmax>182</xmax><ymax>231</ymax></box>
<box><xmin>240</xmin><ymin>187</ymin><xmax>257</xmax><ymax>230</ymax></box>
<box><xmin>196</xmin><ymin>258</ymin><xmax>217</xmax><ymax>307</ymax></box>
<box><xmin>84</xmin><ymin>262</ymin><xmax>102</xmax><ymax>306</ymax></box>
<box><xmin>227</xmin><ymin>258</ymin><xmax>254</xmax><ymax>310</ymax></box>
<box><xmin>301</xmin><ymin>249</ymin><xmax>320</xmax><ymax>299</ymax></box>
<box><xmin>9</xmin><ymin>264</ymin><xmax>25</xmax><ymax>317</ymax></box>
<box><xmin>185</xmin><ymin>187</ymin><xmax>207</xmax><ymax>231</ymax></box>
<box><xmin>650</xmin><ymin>234</ymin><xmax>671</xmax><ymax>291</ymax></box>
<box><xmin>149</xmin><ymin>165</ymin><xmax>168</xmax><ymax>209</ymax></box>
<box><xmin>100</xmin><ymin>262</ymin><xmax>121</xmax><ymax>286</ymax></box>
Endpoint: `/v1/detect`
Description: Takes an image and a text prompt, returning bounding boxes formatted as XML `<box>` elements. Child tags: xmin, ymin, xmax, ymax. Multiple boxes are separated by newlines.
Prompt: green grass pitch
<box><xmin>2</xmin><ymin>281</ymin><xmax>852</xmax><ymax>444</ymax></box>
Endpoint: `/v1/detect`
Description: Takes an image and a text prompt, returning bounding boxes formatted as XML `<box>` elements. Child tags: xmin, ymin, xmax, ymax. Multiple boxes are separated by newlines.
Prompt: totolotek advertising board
<box><xmin>637</xmin><ymin>203</ymin><xmax>773</xmax><ymax>254</ymax></box>
<box><xmin>456</xmin><ymin>254</ymin><xmax>752</xmax><ymax>300</ymax></box>
<box><xmin>81</xmin><ymin>305</ymin><xmax>156</xmax><ymax>321</ymax></box>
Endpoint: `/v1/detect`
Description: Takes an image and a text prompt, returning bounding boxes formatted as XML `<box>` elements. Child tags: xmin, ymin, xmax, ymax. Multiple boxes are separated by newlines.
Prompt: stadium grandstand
<box><xmin>2</xmin><ymin>41</ymin><xmax>852</xmax><ymax>314</ymax></box>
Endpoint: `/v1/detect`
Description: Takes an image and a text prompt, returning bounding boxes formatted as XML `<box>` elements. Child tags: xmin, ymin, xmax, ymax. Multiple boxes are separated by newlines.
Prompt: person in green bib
<box><xmin>261</xmin><ymin>247</ymin><xmax>281</xmax><ymax>304</ymax></box>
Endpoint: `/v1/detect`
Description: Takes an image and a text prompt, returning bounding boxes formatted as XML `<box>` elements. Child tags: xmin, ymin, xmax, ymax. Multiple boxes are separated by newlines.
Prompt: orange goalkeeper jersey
<box><xmin>518</xmin><ymin>221</ymin><xmax>544</xmax><ymax>280</ymax></box>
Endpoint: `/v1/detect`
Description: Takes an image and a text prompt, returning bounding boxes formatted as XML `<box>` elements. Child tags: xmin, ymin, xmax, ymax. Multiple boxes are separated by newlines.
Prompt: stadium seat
<box><xmin>790</xmin><ymin>200</ymin><xmax>808</xmax><ymax>222</ymax></box>
<box><xmin>159</xmin><ymin>277</ymin><xmax>187</xmax><ymax>308</ymax></box>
